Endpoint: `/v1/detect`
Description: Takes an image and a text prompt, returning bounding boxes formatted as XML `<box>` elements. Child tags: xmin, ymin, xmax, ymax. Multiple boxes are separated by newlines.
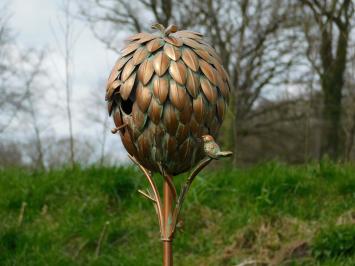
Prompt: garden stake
<box><xmin>106</xmin><ymin>24</ymin><xmax>232</xmax><ymax>266</ymax></box>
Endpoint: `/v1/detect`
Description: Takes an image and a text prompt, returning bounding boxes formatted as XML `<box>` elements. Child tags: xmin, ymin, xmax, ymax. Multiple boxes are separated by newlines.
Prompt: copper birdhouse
<box><xmin>106</xmin><ymin>24</ymin><xmax>231</xmax><ymax>175</ymax></box>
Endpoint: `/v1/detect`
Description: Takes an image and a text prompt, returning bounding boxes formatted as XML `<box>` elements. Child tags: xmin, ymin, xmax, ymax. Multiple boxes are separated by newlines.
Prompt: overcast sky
<box><xmin>9</xmin><ymin>0</ymin><xmax>128</xmax><ymax>163</ymax></box>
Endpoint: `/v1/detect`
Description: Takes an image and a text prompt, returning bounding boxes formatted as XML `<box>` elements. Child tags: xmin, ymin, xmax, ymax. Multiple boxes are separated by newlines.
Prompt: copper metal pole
<box><xmin>163</xmin><ymin>176</ymin><xmax>173</xmax><ymax>266</ymax></box>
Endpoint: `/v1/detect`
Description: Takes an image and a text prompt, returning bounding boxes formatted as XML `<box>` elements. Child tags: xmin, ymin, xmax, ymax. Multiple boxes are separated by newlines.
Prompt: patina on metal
<box><xmin>106</xmin><ymin>24</ymin><xmax>232</xmax><ymax>266</ymax></box>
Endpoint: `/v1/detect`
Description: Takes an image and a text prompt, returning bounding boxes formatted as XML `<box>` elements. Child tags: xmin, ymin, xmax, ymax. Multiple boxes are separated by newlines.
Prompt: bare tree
<box><xmin>300</xmin><ymin>0</ymin><xmax>355</xmax><ymax>159</ymax></box>
<box><xmin>52</xmin><ymin>0</ymin><xmax>81</xmax><ymax>167</ymax></box>
<box><xmin>79</xmin><ymin>0</ymin><xmax>300</xmax><ymax>165</ymax></box>
<box><xmin>0</xmin><ymin>3</ymin><xmax>22</xmax><ymax>133</ymax></box>
<box><xmin>84</xmin><ymin>81</ymin><xmax>111</xmax><ymax>166</ymax></box>
<box><xmin>20</xmin><ymin>50</ymin><xmax>48</xmax><ymax>169</ymax></box>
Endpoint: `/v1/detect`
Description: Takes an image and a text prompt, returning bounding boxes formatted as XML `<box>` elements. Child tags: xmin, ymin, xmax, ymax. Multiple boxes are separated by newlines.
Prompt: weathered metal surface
<box><xmin>106</xmin><ymin>25</ymin><xmax>231</xmax><ymax>175</ymax></box>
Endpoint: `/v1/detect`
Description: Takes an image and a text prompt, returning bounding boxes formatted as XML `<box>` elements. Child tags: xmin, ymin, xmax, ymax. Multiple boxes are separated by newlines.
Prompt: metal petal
<box><xmin>136</xmin><ymin>34</ymin><xmax>157</xmax><ymax>44</ymax></box>
<box><xmin>199</xmin><ymin>59</ymin><xmax>217</xmax><ymax>85</ymax></box>
<box><xmin>113</xmin><ymin>109</ymin><xmax>123</xmax><ymax>127</ymax></box>
<box><xmin>182</xmin><ymin>38</ymin><xmax>204</xmax><ymax>49</ymax></box>
<box><xmin>146</xmin><ymin>38</ymin><xmax>164</xmax><ymax>52</ymax></box>
<box><xmin>203</xmin><ymin>44</ymin><xmax>222</xmax><ymax>63</ymax></box>
<box><xmin>137</xmin><ymin>134</ymin><xmax>151</xmax><ymax>159</ymax></box>
<box><xmin>163</xmin><ymin>135</ymin><xmax>177</xmax><ymax>158</ymax></box>
<box><xmin>173</xmin><ymin>31</ymin><xmax>203</xmax><ymax>40</ymax></box>
<box><xmin>177</xmin><ymin>30</ymin><xmax>203</xmax><ymax>36</ymax></box>
<box><xmin>120</xmin><ymin>72</ymin><xmax>136</xmax><ymax>100</ymax></box>
<box><xmin>181</xmin><ymin>48</ymin><xmax>199</xmax><ymax>72</ymax></box>
<box><xmin>132</xmin><ymin>46</ymin><xmax>149</xmax><ymax>65</ymax></box>
<box><xmin>163</xmin><ymin>103</ymin><xmax>178</xmax><ymax>136</ymax></box>
<box><xmin>107</xmin><ymin>69</ymin><xmax>120</xmax><ymax>90</ymax></box>
<box><xmin>176</xmin><ymin>124</ymin><xmax>190</xmax><ymax>144</ymax></box>
<box><xmin>210</xmin><ymin>57</ymin><xmax>225</xmax><ymax>79</ymax></box>
<box><xmin>169</xmin><ymin>80</ymin><xmax>188</xmax><ymax>111</ymax></box>
<box><xmin>164</xmin><ymin>36</ymin><xmax>183</xmax><ymax>47</ymax></box>
<box><xmin>153</xmin><ymin>76</ymin><xmax>169</xmax><ymax>104</ymax></box>
<box><xmin>153</xmin><ymin>51</ymin><xmax>170</xmax><ymax>77</ymax></box>
<box><xmin>121</xmin><ymin>42</ymin><xmax>141</xmax><ymax>57</ymax></box>
<box><xmin>126</xmin><ymin>32</ymin><xmax>148</xmax><ymax>41</ymax></box>
<box><xmin>132</xmin><ymin>102</ymin><xmax>147</xmax><ymax>130</ymax></box>
<box><xmin>148</xmin><ymin>97</ymin><xmax>163</xmax><ymax>124</ymax></box>
<box><xmin>190</xmin><ymin>117</ymin><xmax>202</xmax><ymax>137</ymax></box>
<box><xmin>169</xmin><ymin>60</ymin><xmax>187</xmax><ymax>85</ymax></box>
<box><xmin>121</xmin><ymin>58</ymin><xmax>136</xmax><ymax>81</ymax></box>
<box><xmin>209</xmin><ymin>117</ymin><xmax>221</xmax><ymax>136</ymax></box>
<box><xmin>193</xmin><ymin>95</ymin><xmax>207</xmax><ymax>123</ymax></box>
<box><xmin>216</xmin><ymin>97</ymin><xmax>226</xmax><ymax>122</ymax></box>
<box><xmin>186</xmin><ymin>68</ymin><xmax>200</xmax><ymax>98</ymax></box>
<box><xmin>200</xmin><ymin>77</ymin><xmax>217</xmax><ymax>104</ymax></box>
<box><xmin>217</xmin><ymin>74</ymin><xmax>229</xmax><ymax>98</ymax></box>
<box><xmin>194</xmin><ymin>49</ymin><xmax>211</xmax><ymax>63</ymax></box>
<box><xmin>106</xmin><ymin>79</ymin><xmax>122</xmax><ymax>100</ymax></box>
<box><xmin>164</xmin><ymin>43</ymin><xmax>181</xmax><ymax>61</ymax></box>
<box><xmin>179</xmin><ymin>100</ymin><xmax>192</xmax><ymax>124</ymax></box>
<box><xmin>138</xmin><ymin>59</ymin><xmax>154</xmax><ymax>85</ymax></box>
<box><xmin>179</xmin><ymin>137</ymin><xmax>193</xmax><ymax>162</ymax></box>
<box><xmin>136</xmin><ymin>84</ymin><xmax>152</xmax><ymax>112</ymax></box>
<box><xmin>120</xmin><ymin>129</ymin><xmax>138</xmax><ymax>157</ymax></box>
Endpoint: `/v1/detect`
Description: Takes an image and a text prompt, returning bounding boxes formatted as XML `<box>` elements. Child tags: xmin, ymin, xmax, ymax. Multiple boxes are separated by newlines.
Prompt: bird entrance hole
<box><xmin>121</xmin><ymin>98</ymin><xmax>133</xmax><ymax>115</ymax></box>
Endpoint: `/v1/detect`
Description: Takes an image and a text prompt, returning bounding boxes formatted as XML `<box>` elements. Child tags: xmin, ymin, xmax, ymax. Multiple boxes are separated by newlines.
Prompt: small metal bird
<box><xmin>201</xmin><ymin>135</ymin><xmax>233</xmax><ymax>159</ymax></box>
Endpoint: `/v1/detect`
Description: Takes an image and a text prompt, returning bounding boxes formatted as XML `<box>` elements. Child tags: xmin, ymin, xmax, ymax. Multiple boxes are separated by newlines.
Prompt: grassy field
<box><xmin>0</xmin><ymin>161</ymin><xmax>354</xmax><ymax>265</ymax></box>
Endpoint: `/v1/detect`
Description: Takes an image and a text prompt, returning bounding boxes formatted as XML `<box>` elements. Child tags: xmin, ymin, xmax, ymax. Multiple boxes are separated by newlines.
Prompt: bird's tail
<box><xmin>216</xmin><ymin>151</ymin><xmax>233</xmax><ymax>157</ymax></box>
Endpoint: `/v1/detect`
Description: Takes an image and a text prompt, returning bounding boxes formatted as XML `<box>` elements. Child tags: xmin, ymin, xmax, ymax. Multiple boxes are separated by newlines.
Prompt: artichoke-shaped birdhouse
<box><xmin>106</xmin><ymin>24</ymin><xmax>231</xmax><ymax>175</ymax></box>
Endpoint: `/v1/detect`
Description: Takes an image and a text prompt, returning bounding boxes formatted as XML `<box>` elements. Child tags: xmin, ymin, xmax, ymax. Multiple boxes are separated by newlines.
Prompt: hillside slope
<box><xmin>0</xmin><ymin>162</ymin><xmax>354</xmax><ymax>265</ymax></box>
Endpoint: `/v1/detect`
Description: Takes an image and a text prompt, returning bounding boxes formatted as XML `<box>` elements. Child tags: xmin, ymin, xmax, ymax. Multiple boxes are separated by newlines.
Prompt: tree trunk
<box><xmin>320</xmin><ymin>26</ymin><xmax>348</xmax><ymax>160</ymax></box>
<box><xmin>320</xmin><ymin>79</ymin><xmax>343</xmax><ymax>159</ymax></box>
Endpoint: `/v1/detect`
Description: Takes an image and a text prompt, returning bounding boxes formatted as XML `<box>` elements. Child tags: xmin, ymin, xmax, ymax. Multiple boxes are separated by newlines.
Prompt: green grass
<box><xmin>0</xmin><ymin>161</ymin><xmax>354</xmax><ymax>265</ymax></box>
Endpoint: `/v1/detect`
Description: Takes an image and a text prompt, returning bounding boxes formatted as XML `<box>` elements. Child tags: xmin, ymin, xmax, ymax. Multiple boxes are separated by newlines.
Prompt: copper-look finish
<box><xmin>164</xmin><ymin>43</ymin><xmax>181</xmax><ymax>61</ymax></box>
<box><xmin>153</xmin><ymin>51</ymin><xmax>170</xmax><ymax>76</ymax></box>
<box><xmin>126</xmin><ymin>32</ymin><xmax>147</xmax><ymax>41</ymax></box>
<box><xmin>107</xmin><ymin>24</ymin><xmax>230</xmax><ymax>174</ymax></box>
<box><xmin>136</xmin><ymin>33</ymin><xmax>157</xmax><ymax>44</ymax></box>
<box><xmin>181</xmin><ymin>48</ymin><xmax>199</xmax><ymax>72</ymax></box>
<box><xmin>179</xmin><ymin>102</ymin><xmax>192</xmax><ymax>124</ymax></box>
<box><xmin>169</xmin><ymin>61</ymin><xmax>187</xmax><ymax>85</ymax></box>
<box><xmin>106</xmin><ymin>25</ymin><xmax>232</xmax><ymax>265</ymax></box>
<box><xmin>121</xmin><ymin>59</ymin><xmax>136</xmax><ymax>81</ymax></box>
<box><xmin>132</xmin><ymin>102</ymin><xmax>147</xmax><ymax>130</ymax></box>
<box><xmin>169</xmin><ymin>80</ymin><xmax>188</xmax><ymax>110</ymax></box>
<box><xmin>133</xmin><ymin>46</ymin><xmax>149</xmax><ymax>65</ymax></box>
<box><xmin>106</xmin><ymin>79</ymin><xmax>122</xmax><ymax>100</ymax></box>
<box><xmin>147</xmin><ymin>38</ymin><xmax>164</xmax><ymax>52</ymax></box>
<box><xmin>176</xmin><ymin>123</ymin><xmax>189</xmax><ymax>143</ymax></box>
<box><xmin>113</xmin><ymin>109</ymin><xmax>123</xmax><ymax>127</ymax></box>
<box><xmin>186</xmin><ymin>69</ymin><xmax>200</xmax><ymax>98</ymax></box>
<box><xmin>199</xmin><ymin>59</ymin><xmax>217</xmax><ymax>85</ymax></box>
<box><xmin>149</xmin><ymin>97</ymin><xmax>163</xmax><ymax>124</ymax></box>
<box><xmin>138</xmin><ymin>59</ymin><xmax>154</xmax><ymax>85</ymax></box>
<box><xmin>115</xmin><ymin>55</ymin><xmax>133</xmax><ymax>72</ymax></box>
<box><xmin>121</xmin><ymin>73</ymin><xmax>136</xmax><ymax>100</ymax></box>
<box><xmin>193</xmin><ymin>95</ymin><xmax>206</xmax><ymax>123</ymax></box>
<box><xmin>153</xmin><ymin>77</ymin><xmax>169</xmax><ymax>104</ymax></box>
<box><xmin>217</xmin><ymin>97</ymin><xmax>226</xmax><ymax>122</ymax></box>
<box><xmin>200</xmin><ymin>77</ymin><xmax>217</xmax><ymax>104</ymax></box>
<box><xmin>194</xmin><ymin>49</ymin><xmax>211</xmax><ymax>63</ymax></box>
<box><xmin>136</xmin><ymin>84</ymin><xmax>152</xmax><ymax>112</ymax></box>
<box><xmin>173</xmin><ymin>31</ymin><xmax>203</xmax><ymax>40</ymax></box>
<box><xmin>164</xmin><ymin>36</ymin><xmax>183</xmax><ymax>47</ymax></box>
<box><xmin>121</xmin><ymin>42</ymin><xmax>140</xmax><ymax>56</ymax></box>
<box><xmin>163</xmin><ymin>104</ymin><xmax>178</xmax><ymax>135</ymax></box>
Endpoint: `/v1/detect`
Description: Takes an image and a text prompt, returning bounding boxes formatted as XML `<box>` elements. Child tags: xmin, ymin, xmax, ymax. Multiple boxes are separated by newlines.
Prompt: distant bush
<box><xmin>312</xmin><ymin>224</ymin><xmax>355</xmax><ymax>260</ymax></box>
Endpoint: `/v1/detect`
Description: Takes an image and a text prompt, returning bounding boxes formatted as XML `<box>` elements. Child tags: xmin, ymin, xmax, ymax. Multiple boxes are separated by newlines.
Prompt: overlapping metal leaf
<box><xmin>106</xmin><ymin>29</ymin><xmax>231</xmax><ymax>175</ymax></box>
